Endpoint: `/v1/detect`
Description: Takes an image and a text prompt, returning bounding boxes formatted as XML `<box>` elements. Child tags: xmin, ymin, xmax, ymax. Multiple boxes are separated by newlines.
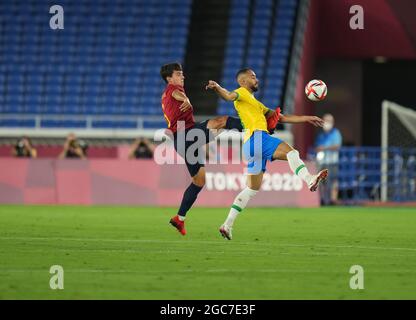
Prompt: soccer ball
<box><xmin>305</xmin><ymin>79</ymin><xmax>327</xmax><ymax>101</ymax></box>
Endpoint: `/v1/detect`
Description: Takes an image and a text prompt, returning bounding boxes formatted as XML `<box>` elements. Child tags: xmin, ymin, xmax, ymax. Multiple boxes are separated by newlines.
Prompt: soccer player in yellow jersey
<box><xmin>206</xmin><ymin>68</ymin><xmax>328</xmax><ymax>240</ymax></box>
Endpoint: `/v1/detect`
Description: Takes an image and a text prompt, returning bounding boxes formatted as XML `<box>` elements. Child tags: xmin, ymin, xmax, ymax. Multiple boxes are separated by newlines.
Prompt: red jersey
<box><xmin>161</xmin><ymin>84</ymin><xmax>195</xmax><ymax>133</ymax></box>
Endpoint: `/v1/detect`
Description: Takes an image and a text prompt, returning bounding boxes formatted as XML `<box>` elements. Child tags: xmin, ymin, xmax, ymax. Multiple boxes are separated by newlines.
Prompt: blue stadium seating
<box><xmin>218</xmin><ymin>0</ymin><xmax>298</xmax><ymax>115</ymax></box>
<box><xmin>0</xmin><ymin>0</ymin><xmax>297</xmax><ymax>129</ymax></box>
<box><xmin>0</xmin><ymin>0</ymin><xmax>192</xmax><ymax>128</ymax></box>
<box><xmin>308</xmin><ymin>147</ymin><xmax>416</xmax><ymax>203</ymax></box>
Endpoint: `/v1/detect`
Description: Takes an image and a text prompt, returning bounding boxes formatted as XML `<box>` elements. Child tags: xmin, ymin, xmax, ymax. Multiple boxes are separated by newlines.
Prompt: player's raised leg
<box><xmin>170</xmin><ymin>167</ymin><xmax>205</xmax><ymax>235</ymax></box>
<box><xmin>272</xmin><ymin>142</ymin><xmax>328</xmax><ymax>191</ymax></box>
<box><xmin>207</xmin><ymin>115</ymin><xmax>243</xmax><ymax>132</ymax></box>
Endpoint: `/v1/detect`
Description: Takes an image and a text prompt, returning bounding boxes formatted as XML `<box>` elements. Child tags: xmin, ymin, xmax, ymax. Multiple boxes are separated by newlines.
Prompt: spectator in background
<box><xmin>315</xmin><ymin>113</ymin><xmax>342</xmax><ymax>205</ymax></box>
<box><xmin>13</xmin><ymin>136</ymin><xmax>37</xmax><ymax>158</ymax></box>
<box><xmin>59</xmin><ymin>133</ymin><xmax>88</xmax><ymax>159</ymax></box>
<box><xmin>128</xmin><ymin>137</ymin><xmax>155</xmax><ymax>159</ymax></box>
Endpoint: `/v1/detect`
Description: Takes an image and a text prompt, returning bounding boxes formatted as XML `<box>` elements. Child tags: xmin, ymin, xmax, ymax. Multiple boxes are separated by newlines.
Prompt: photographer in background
<box><xmin>315</xmin><ymin>113</ymin><xmax>342</xmax><ymax>205</ymax></box>
<box><xmin>13</xmin><ymin>136</ymin><xmax>37</xmax><ymax>158</ymax></box>
<box><xmin>128</xmin><ymin>137</ymin><xmax>155</xmax><ymax>159</ymax></box>
<box><xmin>59</xmin><ymin>133</ymin><xmax>88</xmax><ymax>159</ymax></box>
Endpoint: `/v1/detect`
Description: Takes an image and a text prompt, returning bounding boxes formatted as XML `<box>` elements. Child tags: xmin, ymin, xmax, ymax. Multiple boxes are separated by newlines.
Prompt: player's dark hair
<box><xmin>235</xmin><ymin>68</ymin><xmax>251</xmax><ymax>80</ymax></box>
<box><xmin>160</xmin><ymin>62</ymin><xmax>183</xmax><ymax>83</ymax></box>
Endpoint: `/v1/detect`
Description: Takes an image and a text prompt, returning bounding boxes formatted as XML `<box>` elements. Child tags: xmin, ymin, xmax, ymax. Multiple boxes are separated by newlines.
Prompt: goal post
<box><xmin>381</xmin><ymin>100</ymin><xmax>416</xmax><ymax>202</ymax></box>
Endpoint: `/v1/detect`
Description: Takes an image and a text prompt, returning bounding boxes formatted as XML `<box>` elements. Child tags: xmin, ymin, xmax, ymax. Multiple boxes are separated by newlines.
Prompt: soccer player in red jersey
<box><xmin>160</xmin><ymin>62</ymin><xmax>243</xmax><ymax>236</ymax></box>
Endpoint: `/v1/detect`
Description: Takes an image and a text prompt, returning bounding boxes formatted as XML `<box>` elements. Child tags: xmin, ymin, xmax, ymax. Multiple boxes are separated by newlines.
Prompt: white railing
<box><xmin>0</xmin><ymin>113</ymin><xmax>294</xmax><ymax>144</ymax></box>
<box><xmin>0</xmin><ymin>113</ymin><xmax>163</xmax><ymax>129</ymax></box>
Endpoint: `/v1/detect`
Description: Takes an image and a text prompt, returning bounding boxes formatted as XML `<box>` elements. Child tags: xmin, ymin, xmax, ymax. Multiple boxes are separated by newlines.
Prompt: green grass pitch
<box><xmin>0</xmin><ymin>205</ymin><xmax>415</xmax><ymax>299</ymax></box>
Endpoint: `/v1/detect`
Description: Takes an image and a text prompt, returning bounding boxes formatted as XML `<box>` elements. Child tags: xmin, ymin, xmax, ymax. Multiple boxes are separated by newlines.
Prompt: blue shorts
<box><xmin>243</xmin><ymin>131</ymin><xmax>283</xmax><ymax>174</ymax></box>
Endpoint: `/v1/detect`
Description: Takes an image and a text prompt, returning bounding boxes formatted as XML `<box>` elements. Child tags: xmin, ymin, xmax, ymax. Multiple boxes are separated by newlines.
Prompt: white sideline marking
<box><xmin>2</xmin><ymin>248</ymin><xmax>413</xmax><ymax>258</ymax></box>
<box><xmin>1</xmin><ymin>268</ymin><xmax>416</xmax><ymax>274</ymax></box>
<box><xmin>1</xmin><ymin>236</ymin><xmax>416</xmax><ymax>252</ymax></box>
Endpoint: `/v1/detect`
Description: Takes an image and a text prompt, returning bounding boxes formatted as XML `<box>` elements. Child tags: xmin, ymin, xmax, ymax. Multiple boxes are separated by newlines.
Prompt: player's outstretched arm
<box><xmin>280</xmin><ymin>114</ymin><xmax>325</xmax><ymax>127</ymax></box>
<box><xmin>172</xmin><ymin>90</ymin><xmax>193</xmax><ymax>112</ymax></box>
<box><xmin>205</xmin><ymin>80</ymin><xmax>238</xmax><ymax>101</ymax></box>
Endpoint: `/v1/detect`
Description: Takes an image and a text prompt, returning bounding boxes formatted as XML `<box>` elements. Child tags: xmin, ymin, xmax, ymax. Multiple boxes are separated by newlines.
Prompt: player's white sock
<box><xmin>287</xmin><ymin>150</ymin><xmax>313</xmax><ymax>185</ymax></box>
<box><xmin>224</xmin><ymin>187</ymin><xmax>258</xmax><ymax>227</ymax></box>
<box><xmin>178</xmin><ymin>215</ymin><xmax>186</xmax><ymax>221</ymax></box>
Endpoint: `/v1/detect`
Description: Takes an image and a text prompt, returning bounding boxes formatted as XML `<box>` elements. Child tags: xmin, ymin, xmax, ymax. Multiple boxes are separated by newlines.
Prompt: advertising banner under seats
<box><xmin>0</xmin><ymin>159</ymin><xmax>320</xmax><ymax>207</ymax></box>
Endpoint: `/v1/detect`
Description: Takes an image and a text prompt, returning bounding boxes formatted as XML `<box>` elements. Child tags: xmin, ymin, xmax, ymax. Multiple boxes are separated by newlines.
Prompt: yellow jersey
<box><xmin>233</xmin><ymin>87</ymin><xmax>270</xmax><ymax>142</ymax></box>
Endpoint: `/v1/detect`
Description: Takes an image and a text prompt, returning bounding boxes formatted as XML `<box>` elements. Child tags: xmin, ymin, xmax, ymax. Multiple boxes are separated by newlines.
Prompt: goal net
<box><xmin>381</xmin><ymin>101</ymin><xmax>416</xmax><ymax>202</ymax></box>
